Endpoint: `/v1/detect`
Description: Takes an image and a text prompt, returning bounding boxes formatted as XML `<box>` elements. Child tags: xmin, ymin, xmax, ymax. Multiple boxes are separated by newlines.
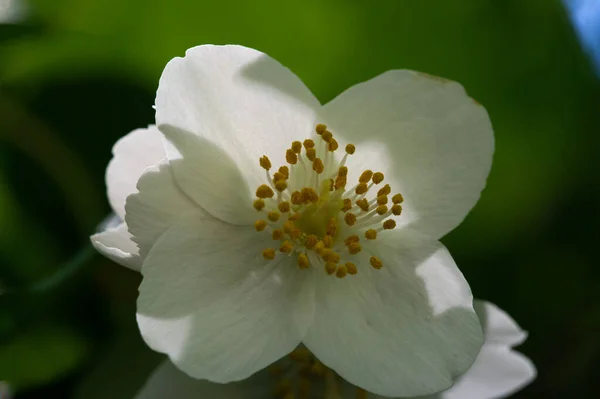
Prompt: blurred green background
<box><xmin>1</xmin><ymin>0</ymin><xmax>599</xmax><ymax>397</ymax></box>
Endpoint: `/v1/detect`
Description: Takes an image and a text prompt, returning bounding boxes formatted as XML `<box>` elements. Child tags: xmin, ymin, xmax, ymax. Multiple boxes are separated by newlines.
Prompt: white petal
<box><xmin>303</xmin><ymin>230</ymin><xmax>482</xmax><ymax>397</ymax></box>
<box><xmin>90</xmin><ymin>222</ymin><xmax>141</xmax><ymax>271</ymax></box>
<box><xmin>106</xmin><ymin>126</ymin><xmax>165</xmax><ymax>218</ymax></box>
<box><xmin>137</xmin><ymin>215</ymin><xmax>315</xmax><ymax>383</ymax></box>
<box><xmin>475</xmin><ymin>300</ymin><xmax>528</xmax><ymax>347</ymax></box>
<box><xmin>320</xmin><ymin>70</ymin><xmax>494</xmax><ymax>239</ymax></box>
<box><xmin>125</xmin><ymin>159</ymin><xmax>200</xmax><ymax>259</ymax></box>
<box><xmin>155</xmin><ymin>45</ymin><xmax>320</xmax><ymax>224</ymax></box>
<box><xmin>134</xmin><ymin>361</ymin><xmax>271</xmax><ymax>399</ymax></box>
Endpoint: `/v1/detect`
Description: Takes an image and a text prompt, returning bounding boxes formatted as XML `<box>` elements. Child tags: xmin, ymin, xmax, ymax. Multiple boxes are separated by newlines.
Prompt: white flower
<box><xmin>132</xmin><ymin>301</ymin><xmax>535</xmax><ymax>399</ymax></box>
<box><xmin>91</xmin><ymin>45</ymin><xmax>494</xmax><ymax>397</ymax></box>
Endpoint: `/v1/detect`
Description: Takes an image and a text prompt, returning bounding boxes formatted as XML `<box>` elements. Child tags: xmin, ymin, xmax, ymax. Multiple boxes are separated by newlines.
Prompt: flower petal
<box><xmin>90</xmin><ymin>222</ymin><xmax>141</xmax><ymax>271</ymax></box>
<box><xmin>137</xmin><ymin>214</ymin><xmax>315</xmax><ymax>383</ymax></box>
<box><xmin>155</xmin><ymin>45</ymin><xmax>320</xmax><ymax>224</ymax></box>
<box><xmin>135</xmin><ymin>360</ymin><xmax>271</xmax><ymax>399</ymax></box>
<box><xmin>303</xmin><ymin>230</ymin><xmax>482</xmax><ymax>397</ymax></box>
<box><xmin>106</xmin><ymin>126</ymin><xmax>165</xmax><ymax>219</ymax></box>
<box><xmin>320</xmin><ymin>70</ymin><xmax>494</xmax><ymax>239</ymax></box>
<box><xmin>475</xmin><ymin>300</ymin><xmax>528</xmax><ymax>347</ymax></box>
<box><xmin>125</xmin><ymin>159</ymin><xmax>200</xmax><ymax>259</ymax></box>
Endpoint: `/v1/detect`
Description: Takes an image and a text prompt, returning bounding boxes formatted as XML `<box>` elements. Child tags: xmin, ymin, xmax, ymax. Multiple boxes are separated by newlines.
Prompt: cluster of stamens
<box><xmin>254</xmin><ymin>124</ymin><xmax>404</xmax><ymax>278</ymax></box>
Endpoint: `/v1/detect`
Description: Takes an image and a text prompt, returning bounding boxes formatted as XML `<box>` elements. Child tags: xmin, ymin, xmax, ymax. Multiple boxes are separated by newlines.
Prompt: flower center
<box><xmin>253</xmin><ymin>124</ymin><xmax>404</xmax><ymax>278</ymax></box>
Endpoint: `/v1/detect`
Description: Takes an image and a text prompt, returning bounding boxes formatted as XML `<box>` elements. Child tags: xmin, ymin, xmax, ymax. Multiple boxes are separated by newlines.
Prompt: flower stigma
<box><xmin>254</xmin><ymin>124</ymin><xmax>404</xmax><ymax>278</ymax></box>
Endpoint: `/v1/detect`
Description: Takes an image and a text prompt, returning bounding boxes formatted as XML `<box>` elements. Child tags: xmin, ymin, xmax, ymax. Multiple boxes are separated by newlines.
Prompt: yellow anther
<box><xmin>344</xmin><ymin>235</ymin><xmax>360</xmax><ymax>246</ymax></box>
<box><xmin>325</xmin><ymin>217</ymin><xmax>337</xmax><ymax>237</ymax></box>
<box><xmin>303</xmin><ymin>139</ymin><xmax>315</xmax><ymax>149</ymax></box>
<box><xmin>383</xmin><ymin>219</ymin><xmax>397</xmax><ymax>230</ymax></box>
<box><xmin>346</xmin><ymin>262</ymin><xmax>358</xmax><ymax>275</ymax></box>
<box><xmin>356</xmin><ymin>198</ymin><xmax>369</xmax><ymax>211</ymax></box>
<box><xmin>321</xmin><ymin>250</ymin><xmax>340</xmax><ymax>263</ymax></box>
<box><xmin>377</xmin><ymin>184</ymin><xmax>391</xmax><ymax>196</ymax></box>
<box><xmin>316</xmin><ymin>124</ymin><xmax>327</xmax><ymax>134</ymax></box>
<box><xmin>262</xmin><ymin>248</ymin><xmax>276</xmax><ymax>260</ymax></box>
<box><xmin>334</xmin><ymin>176</ymin><xmax>347</xmax><ymax>190</ymax></box>
<box><xmin>377</xmin><ymin>195</ymin><xmax>388</xmax><ymax>205</ymax></box>
<box><xmin>345</xmin><ymin>144</ymin><xmax>356</xmax><ymax>154</ymax></box>
<box><xmin>288</xmin><ymin>213</ymin><xmax>301</xmax><ymax>221</ymax></box>
<box><xmin>323</xmin><ymin>236</ymin><xmax>334</xmax><ymax>248</ymax></box>
<box><xmin>341</xmin><ymin>198</ymin><xmax>352</xmax><ymax>212</ymax></box>
<box><xmin>392</xmin><ymin>204</ymin><xmax>402</xmax><ymax>215</ymax></box>
<box><xmin>338</xmin><ymin>166</ymin><xmax>348</xmax><ymax>177</ymax></box>
<box><xmin>290</xmin><ymin>228</ymin><xmax>302</xmax><ymax>239</ymax></box>
<box><xmin>253</xmin><ymin>199</ymin><xmax>265</xmax><ymax>211</ymax></box>
<box><xmin>286</xmin><ymin>149</ymin><xmax>298</xmax><ymax>164</ymax></box>
<box><xmin>313</xmin><ymin>241</ymin><xmax>325</xmax><ymax>255</ymax></box>
<box><xmin>376</xmin><ymin>205</ymin><xmax>388</xmax><ymax>215</ymax></box>
<box><xmin>392</xmin><ymin>193</ymin><xmax>404</xmax><ymax>204</ymax></box>
<box><xmin>344</xmin><ymin>212</ymin><xmax>357</xmax><ymax>226</ymax></box>
<box><xmin>255</xmin><ymin>220</ymin><xmax>267</xmax><ymax>231</ymax></box>
<box><xmin>355</xmin><ymin>183</ymin><xmax>369</xmax><ymax>195</ymax></box>
<box><xmin>312</xmin><ymin>158</ymin><xmax>324</xmax><ymax>174</ymax></box>
<box><xmin>365</xmin><ymin>229</ymin><xmax>377</xmax><ymax>240</ymax></box>
<box><xmin>325</xmin><ymin>262</ymin><xmax>337</xmax><ymax>275</ymax></box>
<box><xmin>298</xmin><ymin>253</ymin><xmax>310</xmax><ymax>269</ymax></box>
<box><xmin>259</xmin><ymin>155</ymin><xmax>271</xmax><ymax>170</ymax></box>
<box><xmin>372</xmin><ymin>172</ymin><xmax>384</xmax><ymax>184</ymax></box>
<box><xmin>275</xmin><ymin>179</ymin><xmax>288</xmax><ymax>192</ymax></box>
<box><xmin>272</xmin><ymin>229</ymin><xmax>284</xmax><ymax>240</ymax></box>
<box><xmin>305</xmin><ymin>234</ymin><xmax>318</xmax><ymax>249</ymax></box>
<box><xmin>278</xmin><ymin>201</ymin><xmax>291</xmax><ymax>213</ymax></box>
<box><xmin>301</xmin><ymin>187</ymin><xmax>319</xmax><ymax>203</ymax></box>
<box><xmin>321</xmin><ymin>130</ymin><xmax>333</xmax><ymax>142</ymax></box>
<box><xmin>278</xmin><ymin>166</ymin><xmax>289</xmax><ymax>179</ymax></box>
<box><xmin>280</xmin><ymin>240</ymin><xmax>294</xmax><ymax>253</ymax></box>
<box><xmin>359</xmin><ymin>170</ymin><xmax>373</xmax><ymax>183</ymax></box>
<box><xmin>256</xmin><ymin>184</ymin><xmax>275</xmax><ymax>198</ymax></box>
<box><xmin>306</xmin><ymin>147</ymin><xmax>316</xmax><ymax>161</ymax></box>
<box><xmin>268</xmin><ymin>211</ymin><xmax>281</xmax><ymax>222</ymax></box>
<box><xmin>273</xmin><ymin>171</ymin><xmax>286</xmax><ymax>182</ymax></box>
<box><xmin>370</xmin><ymin>256</ymin><xmax>383</xmax><ymax>269</ymax></box>
<box><xmin>291</xmin><ymin>191</ymin><xmax>303</xmax><ymax>205</ymax></box>
<box><xmin>283</xmin><ymin>220</ymin><xmax>295</xmax><ymax>234</ymax></box>
<box><xmin>336</xmin><ymin>264</ymin><xmax>348</xmax><ymax>278</ymax></box>
<box><xmin>348</xmin><ymin>242</ymin><xmax>362</xmax><ymax>254</ymax></box>
<box><xmin>292</xmin><ymin>141</ymin><xmax>302</xmax><ymax>154</ymax></box>
<box><xmin>328</xmin><ymin>138</ymin><xmax>339</xmax><ymax>152</ymax></box>
<box><xmin>290</xmin><ymin>347</ymin><xmax>311</xmax><ymax>362</ymax></box>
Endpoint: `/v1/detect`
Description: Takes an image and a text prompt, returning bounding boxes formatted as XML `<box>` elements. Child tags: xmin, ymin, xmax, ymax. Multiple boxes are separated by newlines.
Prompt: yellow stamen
<box><xmin>359</xmin><ymin>170</ymin><xmax>373</xmax><ymax>183</ymax></box>
<box><xmin>305</xmin><ymin>234</ymin><xmax>318</xmax><ymax>249</ymax></box>
<box><xmin>376</xmin><ymin>205</ymin><xmax>388</xmax><ymax>215</ymax></box>
<box><xmin>328</xmin><ymin>138</ymin><xmax>339</xmax><ymax>152</ymax></box>
<box><xmin>253</xmin><ymin>199</ymin><xmax>265</xmax><ymax>211</ymax></box>
<box><xmin>290</xmin><ymin>228</ymin><xmax>302</xmax><ymax>239</ymax></box>
<box><xmin>370</xmin><ymin>256</ymin><xmax>383</xmax><ymax>269</ymax></box>
<box><xmin>335</xmin><ymin>176</ymin><xmax>347</xmax><ymax>190</ymax></box>
<box><xmin>263</xmin><ymin>248</ymin><xmax>276</xmax><ymax>260</ymax></box>
<box><xmin>255</xmin><ymin>220</ymin><xmax>267</xmax><ymax>231</ymax></box>
<box><xmin>301</xmin><ymin>187</ymin><xmax>319</xmax><ymax>203</ymax></box>
<box><xmin>392</xmin><ymin>193</ymin><xmax>404</xmax><ymax>204</ymax></box>
<box><xmin>355</xmin><ymin>183</ymin><xmax>369</xmax><ymax>195</ymax></box>
<box><xmin>383</xmin><ymin>219</ymin><xmax>397</xmax><ymax>230</ymax></box>
<box><xmin>325</xmin><ymin>262</ymin><xmax>337</xmax><ymax>275</ymax></box>
<box><xmin>298</xmin><ymin>253</ymin><xmax>310</xmax><ymax>269</ymax></box>
<box><xmin>322</xmin><ymin>130</ymin><xmax>333</xmax><ymax>142</ymax></box>
<box><xmin>275</xmin><ymin>180</ymin><xmax>287</xmax><ymax>192</ymax></box>
<box><xmin>273</xmin><ymin>171</ymin><xmax>286</xmax><ymax>181</ymax></box>
<box><xmin>303</xmin><ymin>139</ymin><xmax>315</xmax><ymax>149</ymax></box>
<box><xmin>392</xmin><ymin>204</ymin><xmax>402</xmax><ymax>215</ymax></box>
<box><xmin>346</xmin><ymin>262</ymin><xmax>358</xmax><ymax>275</ymax></box>
<box><xmin>259</xmin><ymin>155</ymin><xmax>271</xmax><ymax>170</ymax></box>
<box><xmin>377</xmin><ymin>195</ymin><xmax>388</xmax><ymax>205</ymax></box>
<box><xmin>356</xmin><ymin>198</ymin><xmax>369</xmax><ymax>211</ymax></box>
<box><xmin>325</xmin><ymin>217</ymin><xmax>337</xmax><ymax>237</ymax></box>
<box><xmin>345</xmin><ymin>144</ymin><xmax>356</xmax><ymax>154</ymax></box>
<box><xmin>291</xmin><ymin>191</ymin><xmax>303</xmax><ymax>205</ymax></box>
<box><xmin>377</xmin><ymin>184</ymin><xmax>391</xmax><ymax>196</ymax></box>
<box><xmin>288</xmin><ymin>213</ymin><xmax>301</xmax><ymax>221</ymax></box>
<box><xmin>280</xmin><ymin>240</ymin><xmax>294</xmax><ymax>253</ymax></box>
<box><xmin>306</xmin><ymin>147</ymin><xmax>317</xmax><ymax>161</ymax></box>
<box><xmin>272</xmin><ymin>229</ymin><xmax>283</xmax><ymax>240</ymax></box>
<box><xmin>365</xmin><ymin>229</ymin><xmax>377</xmax><ymax>240</ymax></box>
<box><xmin>256</xmin><ymin>184</ymin><xmax>275</xmax><ymax>198</ymax></box>
<box><xmin>312</xmin><ymin>158</ymin><xmax>324</xmax><ymax>174</ymax></box>
<box><xmin>341</xmin><ymin>198</ymin><xmax>352</xmax><ymax>212</ymax></box>
<box><xmin>278</xmin><ymin>201</ymin><xmax>291</xmax><ymax>213</ymax></box>
<box><xmin>286</xmin><ymin>149</ymin><xmax>298</xmax><ymax>164</ymax></box>
<box><xmin>344</xmin><ymin>212</ymin><xmax>357</xmax><ymax>226</ymax></box>
<box><xmin>283</xmin><ymin>220</ymin><xmax>295</xmax><ymax>234</ymax></box>
<box><xmin>372</xmin><ymin>172</ymin><xmax>384</xmax><ymax>184</ymax></box>
<box><xmin>268</xmin><ymin>211</ymin><xmax>281</xmax><ymax>222</ymax></box>
<box><xmin>292</xmin><ymin>141</ymin><xmax>302</xmax><ymax>154</ymax></box>
<box><xmin>344</xmin><ymin>235</ymin><xmax>359</xmax><ymax>246</ymax></box>
<box><xmin>348</xmin><ymin>242</ymin><xmax>362</xmax><ymax>254</ymax></box>
<box><xmin>336</xmin><ymin>264</ymin><xmax>348</xmax><ymax>278</ymax></box>
<box><xmin>278</xmin><ymin>166</ymin><xmax>289</xmax><ymax>179</ymax></box>
<box><xmin>321</xmin><ymin>250</ymin><xmax>340</xmax><ymax>263</ymax></box>
<box><xmin>316</xmin><ymin>124</ymin><xmax>327</xmax><ymax>134</ymax></box>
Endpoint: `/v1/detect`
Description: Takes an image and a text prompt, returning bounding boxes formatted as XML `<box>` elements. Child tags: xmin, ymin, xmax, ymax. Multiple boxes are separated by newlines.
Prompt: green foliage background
<box><xmin>0</xmin><ymin>0</ymin><xmax>599</xmax><ymax>397</ymax></box>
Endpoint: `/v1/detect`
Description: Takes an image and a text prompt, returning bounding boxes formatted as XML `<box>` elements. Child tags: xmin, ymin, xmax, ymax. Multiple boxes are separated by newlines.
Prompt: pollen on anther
<box><xmin>377</xmin><ymin>195</ymin><xmax>388</xmax><ymax>205</ymax></box>
<box><xmin>259</xmin><ymin>155</ymin><xmax>271</xmax><ymax>170</ymax></box>
<box><xmin>376</xmin><ymin>205</ymin><xmax>388</xmax><ymax>215</ymax></box>
<box><xmin>392</xmin><ymin>193</ymin><xmax>404</xmax><ymax>204</ymax></box>
<box><xmin>348</xmin><ymin>242</ymin><xmax>362</xmax><ymax>254</ymax></box>
<box><xmin>263</xmin><ymin>248</ymin><xmax>276</xmax><ymax>260</ymax></box>
<box><xmin>365</xmin><ymin>229</ymin><xmax>377</xmax><ymax>240</ymax></box>
<box><xmin>305</xmin><ymin>234</ymin><xmax>318</xmax><ymax>249</ymax></box>
<box><xmin>344</xmin><ymin>212</ymin><xmax>357</xmax><ymax>226</ymax></box>
<box><xmin>272</xmin><ymin>229</ymin><xmax>283</xmax><ymax>240</ymax></box>
<box><xmin>268</xmin><ymin>211</ymin><xmax>280</xmax><ymax>222</ymax></box>
<box><xmin>370</xmin><ymin>256</ymin><xmax>383</xmax><ymax>269</ymax></box>
<box><xmin>280</xmin><ymin>241</ymin><xmax>294</xmax><ymax>253</ymax></box>
<box><xmin>253</xmin><ymin>199</ymin><xmax>265</xmax><ymax>211</ymax></box>
<box><xmin>338</xmin><ymin>166</ymin><xmax>348</xmax><ymax>177</ymax></box>
<box><xmin>344</xmin><ymin>235</ymin><xmax>359</xmax><ymax>246</ymax></box>
<box><xmin>321</xmin><ymin>130</ymin><xmax>333</xmax><ymax>143</ymax></box>
<box><xmin>328</xmin><ymin>138</ymin><xmax>339</xmax><ymax>152</ymax></box>
<box><xmin>355</xmin><ymin>183</ymin><xmax>369</xmax><ymax>195</ymax></box>
<box><xmin>346</xmin><ymin>262</ymin><xmax>358</xmax><ymax>275</ymax></box>
<box><xmin>275</xmin><ymin>180</ymin><xmax>287</xmax><ymax>192</ymax></box>
<box><xmin>392</xmin><ymin>204</ymin><xmax>402</xmax><ymax>215</ymax></box>
<box><xmin>316</xmin><ymin>124</ymin><xmax>327</xmax><ymax>134</ymax></box>
<box><xmin>372</xmin><ymin>172</ymin><xmax>384</xmax><ymax>184</ymax></box>
<box><xmin>325</xmin><ymin>262</ymin><xmax>337</xmax><ymax>275</ymax></box>
<box><xmin>383</xmin><ymin>219</ymin><xmax>397</xmax><ymax>230</ymax></box>
<box><xmin>335</xmin><ymin>176</ymin><xmax>347</xmax><ymax>190</ymax></box>
<box><xmin>256</xmin><ymin>184</ymin><xmax>275</xmax><ymax>199</ymax></box>
<box><xmin>291</xmin><ymin>191</ymin><xmax>302</xmax><ymax>205</ymax></box>
<box><xmin>301</xmin><ymin>187</ymin><xmax>318</xmax><ymax>203</ymax></box>
<box><xmin>303</xmin><ymin>139</ymin><xmax>315</xmax><ymax>149</ymax></box>
<box><xmin>345</xmin><ymin>144</ymin><xmax>356</xmax><ymax>154</ymax></box>
<box><xmin>298</xmin><ymin>253</ymin><xmax>310</xmax><ymax>269</ymax></box>
<box><xmin>323</xmin><ymin>236</ymin><xmax>334</xmax><ymax>249</ymax></box>
<box><xmin>291</xmin><ymin>141</ymin><xmax>302</xmax><ymax>154</ymax></box>
<box><xmin>312</xmin><ymin>158</ymin><xmax>324</xmax><ymax>174</ymax></box>
<box><xmin>278</xmin><ymin>202</ymin><xmax>291</xmax><ymax>213</ymax></box>
<box><xmin>306</xmin><ymin>147</ymin><xmax>316</xmax><ymax>161</ymax></box>
<box><xmin>286</xmin><ymin>149</ymin><xmax>298</xmax><ymax>165</ymax></box>
<box><xmin>356</xmin><ymin>198</ymin><xmax>369</xmax><ymax>211</ymax></box>
<box><xmin>359</xmin><ymin>170</ymin><xmax>373</xmax><ymax>183</ymax></box>
<box><xmin>377</xmin><ymin>184</ymin><xmax>391</xmax><ymax>196</ymax></box>
<box><xmin>255</xmin><ymin>220</ymin><xmax>267</xmax><ymax>231</ymax></box>
<box><xmin>278</xmin><ymin>166</ymin><xmax>289</xmax><ymax>179</ymax></box>
<box><xmin>336</xmin><ymin>264</ymin><xmax>348</xmax><ymax>278</ymax></box>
